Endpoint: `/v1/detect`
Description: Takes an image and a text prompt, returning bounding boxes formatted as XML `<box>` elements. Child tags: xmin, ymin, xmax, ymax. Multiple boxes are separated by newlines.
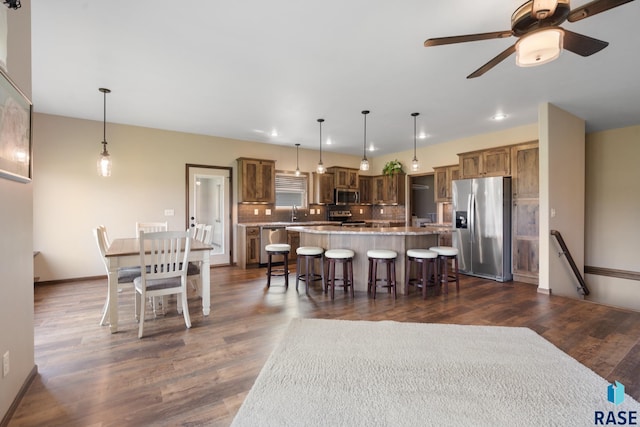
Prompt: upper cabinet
<box><xmin>327</xmin><ymin>167</ymin><xmax>359</xmax><ymax>189</ymax></box>
<box><xmin>358</xmin><ymin>175</ymin><xmax>372</xmax><ymax>204</ymax></box>
<box><xmin>237</xmin><ymin>158</ymin><xmax>275</xmax><ymax>203</ymax></box>
<box><xmin>459</xmin><ymin>146</ymin><xmax>511</xmax><ymax>179</ymax></box>
<box><xmin>313</xmin><ymin>172</ymin><xmax>334</xmax><ymax>205</ymax></box>
<box><xmin>433</xmin><ymin>164</ymin><xmax>460</xmax><ymax>202</ymax></box>
<box><xmin>372</xmin><ymin>173</ymin><xmax>405</xmax><ymax>205</ymax></box>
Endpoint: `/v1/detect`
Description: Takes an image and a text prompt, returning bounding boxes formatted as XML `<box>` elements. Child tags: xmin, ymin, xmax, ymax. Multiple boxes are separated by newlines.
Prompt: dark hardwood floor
<box><xmin>8</xmin><ymin>266</ymin><xmax>640</xmax><ymax>426</ymax></box>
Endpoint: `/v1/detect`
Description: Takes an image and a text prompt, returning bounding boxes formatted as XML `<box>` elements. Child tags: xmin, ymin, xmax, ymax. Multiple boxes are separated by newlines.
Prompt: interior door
<box><xmin>187</xmin><ymin>165</ymin><xmax>232</xmax><ymax>265</ymax></box>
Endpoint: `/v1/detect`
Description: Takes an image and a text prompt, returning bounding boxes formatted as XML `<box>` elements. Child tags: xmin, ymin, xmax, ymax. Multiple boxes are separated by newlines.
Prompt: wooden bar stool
<box><xmin>295</xmin><ymin>246</ymin><xmax>325</xmax><ymax>295</ymax></box>
<box><xmin>429</xmin><ymin>246</ymin><xmax>460</xmax><ymax>295</ymax></box>
<box><xmin>324</xmin><ymin>249</ymin><xmax>355</xmax><ymax>300</ymax></box>
<box><xmin>405</xmin><ymin>249</ymin><xmax>438</xmax><ymax>299</ymax></box>
<box><xmin>265</xmin><ymin>243</ymin><xmax>291</xmax><ymax>289</ymax></box>
<box><xmin>367</xmin><ymin>249</ymin><xmax>398</xmax><ymax>299</ymax></box>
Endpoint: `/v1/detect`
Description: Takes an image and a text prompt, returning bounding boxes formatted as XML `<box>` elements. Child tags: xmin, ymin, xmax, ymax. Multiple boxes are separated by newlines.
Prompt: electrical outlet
<box><xmin>380</xmin><ymin>209</ymin><xmax>384</xmax><ymax>214</ymax></box>
<box><xmin>164</xmin><ymin>209</ymin><xmax>174</xmax><ymax>216</ymax></box>
<box><xmin>266</xmin><ymin>209</ymin><xmax>271</xmax><ymax>215</ymax></box>
<box><xmin>254</xmin><ymin>209</ymin><xmax>259</xmax><ymax>215</ymax></box>
<box><xmin>3</xmin><ymin>351</ymin><xmax>9</xmax><ymax>377</ymax></box>
<box><xmin>310</xmin><ymin>209</ymin><xmax>315</xmax><ymax>215</ymax></box>
<box><xmin>359</xmin><ymin>209</ymin><xmax>363</xmax><ymax>214</ymax></box>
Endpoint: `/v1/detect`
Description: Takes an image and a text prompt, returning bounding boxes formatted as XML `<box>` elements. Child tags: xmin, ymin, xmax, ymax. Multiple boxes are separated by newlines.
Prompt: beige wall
<box><xmin>33</xmin><ymin>113</ymin><xmax>362</xmax><ymax>281</ymax></box>
<box><xmin>0</xmin><ymin>0</ymin><xmax>34</xmax><ymax>421</ymax></box>
<box><xmin>585</xmin><ymin>125</ymin><xmax>640</xmax><ymax>310</ymax></box>
<box><xmin>539</xmin><ymin>103</ymin><xmax>586</xmax><ymax>297</ymax></box>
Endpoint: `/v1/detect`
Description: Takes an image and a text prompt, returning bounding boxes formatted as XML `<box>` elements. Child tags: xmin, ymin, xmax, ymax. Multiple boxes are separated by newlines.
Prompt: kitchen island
<box><xmin>287</xmin><ymin>225</ymin><xmax>446</xmax><ymax>294</ymax></box>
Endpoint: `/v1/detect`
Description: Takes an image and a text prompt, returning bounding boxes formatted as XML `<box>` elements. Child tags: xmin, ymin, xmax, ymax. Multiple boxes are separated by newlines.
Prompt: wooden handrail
<box><xmin>550</xmin><ymin>230</ymin><xmax>590</xmax><ymax>296</ymax></box>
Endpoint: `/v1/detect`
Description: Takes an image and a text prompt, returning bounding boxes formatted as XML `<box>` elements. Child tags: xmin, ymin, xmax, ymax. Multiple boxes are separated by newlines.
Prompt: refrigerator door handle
<box><xmin>467</xmin><ymin>193</ymin><xmax>474</xmax><ymax>243</ymax></box>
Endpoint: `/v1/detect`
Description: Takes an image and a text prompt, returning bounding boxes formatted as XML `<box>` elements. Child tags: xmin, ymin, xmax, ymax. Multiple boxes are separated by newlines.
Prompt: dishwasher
<box><xmin>259</xmin><ymin>225</ymin><xmax>288</xmax><ymax>265</ymax></box>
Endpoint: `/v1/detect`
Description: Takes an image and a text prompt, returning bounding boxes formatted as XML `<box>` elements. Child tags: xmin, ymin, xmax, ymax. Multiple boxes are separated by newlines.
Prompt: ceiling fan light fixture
<box><xmin>516</xmin><ymin>28</ymin><xmax>563</xmax><ymax>67</ymax></box>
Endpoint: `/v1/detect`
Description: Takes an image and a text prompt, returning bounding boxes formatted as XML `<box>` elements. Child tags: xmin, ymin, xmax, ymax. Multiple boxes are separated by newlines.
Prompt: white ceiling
<box><xmin>30</xmin><ymin>0</ymin><xmax>640</xmax><ymax>157</ymax></box>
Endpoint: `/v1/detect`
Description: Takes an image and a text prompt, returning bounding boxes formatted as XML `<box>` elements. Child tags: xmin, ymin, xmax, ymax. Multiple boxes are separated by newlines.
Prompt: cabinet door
<box><xmin>238</xmin><ymin>159</ymin><xmax>275</xmax><ymax>203</ymax></box>
<box><xmin>347</xmin><ymin>170</ymin><xmax>359</xmax><ymax>189</ymax></box>
<box><xmin>372</xmin><ymin>176</ymin><xmax>386</xmax><ymax>204</ymax></box>
<box><xmin>434</xmin><ymin>167</ymin><xmax>448</xmax><ymax>202</ymax></box>
<box><xmin>246</xmin><ymin>227</ymin><xmax>260</xmax><ymax>264</ymax></box>
<box><xmin>512</xmin><ymin>143</ymin><xmax>539</xmax><ymax>199</ymax></box>
<box><xmin>314</xmin><ymin>173</ymin><xmax>334</xmax><ymax>204</ymax></box>
<box><xmin>333</xmin><ymin>169</ymin><xmax>349</xmax><ymax>188</ymax></box>
<box><xmin>459</xmin><ymin>152</ymin><xmax>482</xmax><ymax>178</ymax></box>
<box><xmin>482</xmin><ymin>147</ymin><xmax>511</xmax><ymax>177</ymax></box>
<box><xmin>513</xmin><ymin>199</ymin><xmax>539</xmax><ymax>277</ymax></box>
<box><xmin>258</xmin><ymin>161</ymin><xmax>275</xmax><ymax>202</ymax></box>
<box><xmin>359</xmin><ymin>176</ymin><xmax>372</xmax><ymax>204</ymax></box>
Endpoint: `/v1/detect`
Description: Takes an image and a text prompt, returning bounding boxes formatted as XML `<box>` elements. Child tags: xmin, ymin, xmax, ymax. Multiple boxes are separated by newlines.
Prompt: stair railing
<box><xmin>550</xmin><ymin>230</ymin><xmax>590</xmax><ymax>296</ymax></box>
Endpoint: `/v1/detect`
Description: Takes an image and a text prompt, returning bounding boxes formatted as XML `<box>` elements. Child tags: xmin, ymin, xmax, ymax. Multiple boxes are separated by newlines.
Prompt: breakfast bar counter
<box><xmin>287</xmin><ymin>225</ymin><xmax>444</xmax><ymax>294</ymax></box>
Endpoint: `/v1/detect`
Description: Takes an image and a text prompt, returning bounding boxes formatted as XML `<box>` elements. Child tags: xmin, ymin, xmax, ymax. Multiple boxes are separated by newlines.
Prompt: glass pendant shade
<box><xmin>98</xmin><ymin>143</ymin><xmax>112</xmax><ymax>177</ymax></box>
<box><xmin>360</xmin><ymin>158</ymin><xmax>369</xmax><ymax>171</ymax></box>
<box><xmin>516</xmin><ymin>28</ymin><xmax>563</xmax><ymax>67</ymax></box>
<box><xmin>411</xmin><ymin>157</ymin><xmax>420</xmax><ymax>172</ymax></box>
<box><xmin>97</xmin><ymin>88</ymin><xmax>112</xmax><ymax>177</ymax></box>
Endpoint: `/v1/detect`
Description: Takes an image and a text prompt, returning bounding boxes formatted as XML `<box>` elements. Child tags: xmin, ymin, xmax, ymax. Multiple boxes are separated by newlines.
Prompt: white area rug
<box><xmin>232</xmin><ymin>318</ymin><xmax>640</xmax><ymax>426</ymax></box>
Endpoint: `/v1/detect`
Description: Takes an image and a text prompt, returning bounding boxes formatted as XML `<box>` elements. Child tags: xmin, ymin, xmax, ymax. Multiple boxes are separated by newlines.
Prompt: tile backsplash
<box><xmin>238</xmin><ymin>204</ymin><xmax>327</xmax><ymax>223</ymax></box>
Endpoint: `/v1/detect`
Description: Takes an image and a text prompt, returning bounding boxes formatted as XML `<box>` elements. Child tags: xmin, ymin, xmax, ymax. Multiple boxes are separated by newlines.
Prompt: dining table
<box><xmin>104</xmin><ymin>237</ymin><xmax>213</xmax><ymax>333</ymax></box>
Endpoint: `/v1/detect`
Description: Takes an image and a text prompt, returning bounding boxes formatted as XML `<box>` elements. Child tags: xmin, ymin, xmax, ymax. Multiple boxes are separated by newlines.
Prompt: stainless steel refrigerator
<box><xmin>452</xmin><ymin>176</ymin><xmax>512</xmax><ymax>282</ymax></box>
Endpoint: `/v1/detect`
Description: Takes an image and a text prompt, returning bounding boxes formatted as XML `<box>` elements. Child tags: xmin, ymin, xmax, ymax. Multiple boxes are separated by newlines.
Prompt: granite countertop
<box><xmin>238</xmin><ymin>221</ymin><xmax>334</xmax><ymax>227</ymax></box>
<box><xmin>287</xmin><ymin>225</ymin><xmax>441</xmax><ymax>236</ymax></box>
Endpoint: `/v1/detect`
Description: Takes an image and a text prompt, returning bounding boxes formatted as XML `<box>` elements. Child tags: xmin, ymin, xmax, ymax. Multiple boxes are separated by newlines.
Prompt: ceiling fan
<box><xmin>424</xmin><ymin>0</ymin><xmax>635</xmax><ymax>78</ymax></box>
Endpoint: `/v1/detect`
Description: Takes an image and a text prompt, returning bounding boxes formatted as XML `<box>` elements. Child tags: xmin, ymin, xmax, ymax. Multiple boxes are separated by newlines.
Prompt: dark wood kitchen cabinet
<box><xmin>327</xmin><ymin>167</ymin><xmax>359</xmax><ymax>189</ymax></box>
<box><xmin>459</xmin><ymin>147</ymin><xmax>511</xmax><ymax>179</ymax></box>
<box><xmin>358</xmin><ymin>175</ymin><xmax>372</xmax><ymax>204</ymax></box>
<box><xmin>511</xmin><ymin>141</ymin><xmax>539</xmax><ymax>283</ymax></box>
<box><xmin>372</xmin><ymin>173</ymin><xmax>405</xmax><ymax>205</ymax></box>
<box><xmin>313</xmin><ymin>172</ymin><xmax>334</xmax><ymax>204</ymax></box>
<box><xmin>433</xmin><ymin>164</ymin><xmax>459</xmax><ymax>202</ymax></box>
<box><xmin>237</xmin><ymin>158</ymin><xmax>275</xmax><ymax>203</ymax></box>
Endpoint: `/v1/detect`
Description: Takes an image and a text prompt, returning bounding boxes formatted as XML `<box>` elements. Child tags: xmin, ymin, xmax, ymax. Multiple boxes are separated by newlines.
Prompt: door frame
<box><xmin>185</xmin><ymin>163</ymin><xmax>234</xmax><ymax>266</ymax></box>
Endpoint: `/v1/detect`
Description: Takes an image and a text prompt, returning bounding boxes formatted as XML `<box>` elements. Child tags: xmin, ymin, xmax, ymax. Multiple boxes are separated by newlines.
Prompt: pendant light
<box><xmin>97</xmin><ymin>88</ymin><xmax>112</xmax><ymax>177</ymax></box>
<box><xmin>360</xmin><ymin>110</ymin><xmax>370</xmax><ymax>171</ymax></box>
<box><xmin>316</xmin><ymin>119</ymin><xmax>325</xmax><ymax>174</ymax></box>
<box><xmin>411</xmin><ymin>112</ymin><xmax>420</xmax><ymax>172</ymax></box>
<box><xmin>294</xmin><ymin>143</ymin><xmax>301</xmax><ymax>176</ymax></box>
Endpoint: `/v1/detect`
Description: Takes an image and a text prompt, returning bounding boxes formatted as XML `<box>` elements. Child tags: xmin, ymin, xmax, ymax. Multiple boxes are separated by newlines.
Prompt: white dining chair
<box><xmin>136</xmin><ymin>221</ymin><xmax>169</xmax><ymax>314</ymax></box>
<box><xmin>93</xmin><ymin>226</ymin><xmax>141</xmax><ymax>326</ymax></box>
<box><xmin>135</xmin><ymin>221</ymin><xmax>168</xmax><ymax>236</ymax></box>
<box><xmin>134</xmin><ymin>230</ymin><xmax>192</xmax><ymax>338</ymax></box>
<box><xmin>187</xmin><ymin>224</ymin><xmax>213</xmax><ymax>294</ymax></box>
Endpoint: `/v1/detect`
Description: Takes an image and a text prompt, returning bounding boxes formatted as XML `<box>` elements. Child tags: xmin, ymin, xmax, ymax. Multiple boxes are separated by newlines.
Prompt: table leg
<box><xmin>107</xmin><ymin>268</ymin><xmax>119</xmax><ymax>333</ymax></box>
<box><xmin>202</xmin><ymin>258</ymin><xmax>211</xmax><ymax>316</ymax></box>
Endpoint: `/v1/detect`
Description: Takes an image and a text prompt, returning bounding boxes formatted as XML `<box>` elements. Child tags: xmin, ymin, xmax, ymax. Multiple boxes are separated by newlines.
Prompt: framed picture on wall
<box><xmin>0</xmin><ymin>67</ymin><xmax>32</xmax><ymax>183</ymax></box>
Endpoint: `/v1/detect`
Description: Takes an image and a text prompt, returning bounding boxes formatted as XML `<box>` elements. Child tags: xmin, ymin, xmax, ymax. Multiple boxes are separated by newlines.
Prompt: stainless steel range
<box><xmin>327</xmin><ymin>209</ymin><xmax>367</xmax><ymax>227</ymax></box>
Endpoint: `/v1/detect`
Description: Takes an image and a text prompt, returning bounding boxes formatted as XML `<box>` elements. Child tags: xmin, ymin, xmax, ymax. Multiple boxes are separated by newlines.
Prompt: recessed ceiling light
<box><xmin>418</xmin><ymin>132</ymin><xmax>429</xmax><ymax>139</ymax></box>
<box><xmin>271</xmin><ymin>130</ymin><xmax>279</xmax><ymax>137</ymax></box>
<box><xmin>492</xmin><ymin>113</ymin><xmax>508</xmax><ymax>121</ymax></box>
<box><xmin>326</xmin><ymin>138</ymin><xmax>333</xmax><ymax>145</ymax></box>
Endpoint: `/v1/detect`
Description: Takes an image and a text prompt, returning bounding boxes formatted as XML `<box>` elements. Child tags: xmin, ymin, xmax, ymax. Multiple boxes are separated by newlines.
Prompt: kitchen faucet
<box><xmin>291</xmin><ymin>205</ymin><xmax>298</xmax><ymax>222</ymax></box>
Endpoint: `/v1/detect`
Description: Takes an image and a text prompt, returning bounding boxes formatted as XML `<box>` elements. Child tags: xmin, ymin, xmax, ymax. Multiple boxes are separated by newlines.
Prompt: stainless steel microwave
<box><xmin>334</xmin><ymin>188</ymin><xmax>360</xmax><ymax>205</ymax></box>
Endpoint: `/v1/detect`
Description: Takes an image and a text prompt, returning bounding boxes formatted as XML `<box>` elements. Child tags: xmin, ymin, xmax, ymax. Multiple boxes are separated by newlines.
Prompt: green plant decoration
<box><xmin>382</xmin><ymin>159</ymin><xmax>404</xmax><ymax>176</ymax></box>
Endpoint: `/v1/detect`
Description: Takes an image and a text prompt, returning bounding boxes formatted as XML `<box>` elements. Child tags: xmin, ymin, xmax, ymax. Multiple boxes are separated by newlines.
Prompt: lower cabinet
<box><xmin>288</xmin><ymin>231</ymin><xmax>300</xmax><ymax>261</ymax></box>
<box><xmin>245</xmin><ymin>227</ymin><xmax>260</xmax><ymax>266</ymax></box>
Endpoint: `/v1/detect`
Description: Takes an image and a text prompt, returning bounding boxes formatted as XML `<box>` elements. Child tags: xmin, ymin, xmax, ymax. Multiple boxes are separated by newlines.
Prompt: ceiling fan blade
<box><xmin>424</xmin><ymin>30</ymin><xmax>512</xmax><ymax>47</ymax></box>
<box><xmin>562</xmin><ymin>29</ymin><xmax>609</xmax><ymax>56</ymax></box>
<box><xmin>467</xmin><ymin>44</ymin><xmax>517</xmax><ymax>79</ymax></box>
<box><xmin>568</xmin><ymin>0</ymin><xmax>635</xmax><ymax>22</ymax></box>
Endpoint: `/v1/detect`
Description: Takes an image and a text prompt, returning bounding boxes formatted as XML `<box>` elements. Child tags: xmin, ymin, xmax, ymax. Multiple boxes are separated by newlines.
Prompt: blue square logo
<box><xmin>608</xmin><ymin>381</ymin><xmax>625</xmax><ymax>406</ymax></box>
